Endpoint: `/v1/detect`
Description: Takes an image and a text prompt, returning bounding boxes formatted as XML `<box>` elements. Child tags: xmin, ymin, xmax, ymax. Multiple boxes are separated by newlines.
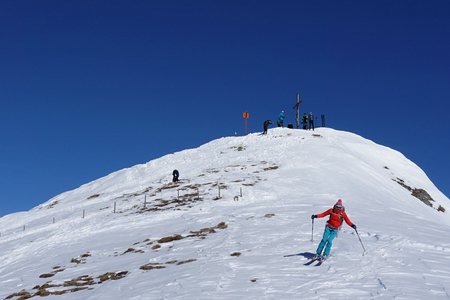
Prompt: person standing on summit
<box><xmin>302</xmin><ymin>113</ymin><xmax>308</xmax><ymax>130</ymax></box>
<box><xmin>308</xmin><ymin>112</ymin><xmax>315</xmax><ymax>131</ymax></box>
<box><xmin>277</xmin><ymin>110</ymin><xmax>285</xmax><ymax>127</ymax></box>
<box><xmin>262</xmin><ymin>119</ymin><xmax>272</xmax><ymax>135</ymax></box>
<box><xmin>311</xmin><ymin>199</ymin><xmax>356</xmax><ymax>260</ymax></box>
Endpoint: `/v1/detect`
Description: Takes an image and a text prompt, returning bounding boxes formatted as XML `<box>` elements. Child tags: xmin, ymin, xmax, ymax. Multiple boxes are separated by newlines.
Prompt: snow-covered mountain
<box><xmin>1</xmin><ymin>127</ymin><xmax>450</xmax><ymax>299</ymax></box>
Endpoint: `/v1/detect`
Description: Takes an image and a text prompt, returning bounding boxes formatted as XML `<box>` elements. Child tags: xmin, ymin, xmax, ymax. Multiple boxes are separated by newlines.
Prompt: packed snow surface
<box><xmin>1</xmin><ymin>128</ymin><xmax>450</xmax><ymax>299</ymax></box>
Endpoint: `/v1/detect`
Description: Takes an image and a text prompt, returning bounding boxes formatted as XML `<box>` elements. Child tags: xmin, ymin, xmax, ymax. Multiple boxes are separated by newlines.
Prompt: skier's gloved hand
<box><xmin>351</xmin><ymin>224</ymin><xmax>357</xmax><ymax>230</ymax></box>
<box><xmin>311</xmin><ymin>215</ymin><xmax>316</xmax><ymax>219</ymax></box>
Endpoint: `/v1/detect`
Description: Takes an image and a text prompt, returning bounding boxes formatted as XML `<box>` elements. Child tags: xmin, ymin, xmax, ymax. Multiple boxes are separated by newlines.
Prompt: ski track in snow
<box><xmin>1</xmin><ymin>128</ymin><xmax>450</xmax><ymax>299</ymax></box>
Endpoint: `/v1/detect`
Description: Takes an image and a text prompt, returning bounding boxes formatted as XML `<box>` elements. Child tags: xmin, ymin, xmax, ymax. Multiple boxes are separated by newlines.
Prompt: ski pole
<box><xmin>311</xmin><ymin>218</ymin><xmax>314</xmax><ymax>242</ymax></box>
<box><xmin>354</xmin><ymin>228</ymin><xmax>366</xmax><ymax>255</ymax></box>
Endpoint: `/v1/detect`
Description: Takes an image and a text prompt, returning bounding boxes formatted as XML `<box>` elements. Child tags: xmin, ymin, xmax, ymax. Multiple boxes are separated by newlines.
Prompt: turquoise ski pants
<box><xmin>316</xmin><ymin>226</ymin><xmax>338</xmax><ymax>257</ymax></box>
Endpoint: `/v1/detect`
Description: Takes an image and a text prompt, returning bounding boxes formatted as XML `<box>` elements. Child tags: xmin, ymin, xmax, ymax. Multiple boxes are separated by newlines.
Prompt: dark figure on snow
<box><xmin>263</xmin><ymin>120</ymin><xmax>272</xmax><ymax>135</ymax></box>
<box><xmin>311</xmin><ymin>199</ymin><xmax>356</xmax><ymax>260</ymax></box>
<box><xmin>277</xmin><ymin>110</ymin><xmax>285</xmax><ymax>127</ymax></box>
<box><xmin>302</xmin><ymin>113</ymin><xmax>308</xmax><ymax>130</ymax></box>
<box><xmin>172</xmin><ymin>169</ymin><xmax>179</xmax><ymax>182</ymax></box>
<box><xmin>308</xmin><ymin>112</ymin><xmax>315</xmax><ymax>131</ymax></box>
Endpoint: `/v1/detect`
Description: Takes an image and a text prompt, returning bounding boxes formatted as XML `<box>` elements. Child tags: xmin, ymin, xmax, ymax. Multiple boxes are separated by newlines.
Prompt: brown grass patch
<box><xmin>5</xmin><ymin>290</ymin><xmax>32</xmax><ymax>300</ymax></box>
<box><xmin>176</xmin><ymin>259</ymin><xmax>196</xmax><ymax>265</ymax></box>
<box><xmin>122</xmin><ymin>248</ymin><xmax>145</xmax><ymax>255</ymax></box>
<box><xmin>216</xmin><ymin>222</ymin><xmax>227</xmax><ymax>229</ymax></box>
<box><xmin>158</xmin><ymin>234</ymin><xmax>184</xmax><ymax>243</ymax></box>
<box><xmin>263</xmin><ymin>165</ymin><xmax>279</xmax><ymax>171</ymax></box>
<box><xmin>140</xmin><ymin>264</ymin><xmax>166</xmax><ymax>271</ymax></box>
<box><xmin>165</xmin><ymin>260</ymin><xmax>178</xmax><ymax>264</ymax></box>
<box><xmin>63</xmin><ymin>275</ymin><xmax>94</xmax><ymax>287</ymax></box>
<box><xmin>70</xmin><ymin>258</ymin><xmax>82</xmax><ymax>264</ymax></box>
<box><xmin>98</xmin><ymin>271</ymin><xmax>128</xmax><ymax>282</ymax></box>
<box><xmin>9</xmin><ymin>271</ymin><xmax>125</xmax><ymax>298</ymax></box>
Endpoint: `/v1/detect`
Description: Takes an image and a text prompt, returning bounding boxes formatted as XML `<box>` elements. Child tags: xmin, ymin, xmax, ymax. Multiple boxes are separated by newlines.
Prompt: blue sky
<box><xmin>1</xmin><ymin>1</ymin><xmax>449</xmax><ymax>217</ymax></box>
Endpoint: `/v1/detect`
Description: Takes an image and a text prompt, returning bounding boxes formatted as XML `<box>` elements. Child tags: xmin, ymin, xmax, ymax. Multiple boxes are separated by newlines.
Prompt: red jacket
<box><xmin>316</xmin><ymin>207</ymin><xmax>354</xmax><ymax>230</ymax></box>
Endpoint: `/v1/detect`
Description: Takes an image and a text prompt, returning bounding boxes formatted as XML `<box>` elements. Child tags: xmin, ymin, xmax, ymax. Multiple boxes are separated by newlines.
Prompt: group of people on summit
<box><xmin>262</xmin><ymin>110</ymin><xmax>315</xmax><ymax>135</ymax></box>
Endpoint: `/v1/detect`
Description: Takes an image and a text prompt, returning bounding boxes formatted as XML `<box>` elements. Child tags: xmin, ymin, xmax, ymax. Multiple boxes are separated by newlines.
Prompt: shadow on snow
<box><xmin>283</xmin><ymin>252</ymin><xmax>315</xmax><ymax>259</ymax></box>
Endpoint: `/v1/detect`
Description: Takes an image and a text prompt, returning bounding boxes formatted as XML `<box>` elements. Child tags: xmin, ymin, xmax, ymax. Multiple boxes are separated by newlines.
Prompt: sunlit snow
<box><xmin>1</xmin><ymin>127</ymin><xmax>449</xmax><ymax>299</ymax></box>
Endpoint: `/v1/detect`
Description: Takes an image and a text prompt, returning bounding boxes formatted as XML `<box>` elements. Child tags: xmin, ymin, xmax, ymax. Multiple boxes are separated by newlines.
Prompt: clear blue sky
<box><xmin>1</xmin><ymin>1</ymin><xmax>449</xmax><ymax>217</ymax></box>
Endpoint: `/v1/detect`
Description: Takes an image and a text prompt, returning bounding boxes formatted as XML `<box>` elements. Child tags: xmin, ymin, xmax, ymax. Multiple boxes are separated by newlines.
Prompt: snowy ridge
<box><xmin>1</xmin><ymin>127</ymin><xmax>450</xmax><ymax>299</ymax></box>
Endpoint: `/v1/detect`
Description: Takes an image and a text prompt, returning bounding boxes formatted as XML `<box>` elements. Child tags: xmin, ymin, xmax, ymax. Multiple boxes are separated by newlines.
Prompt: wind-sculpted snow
<box><xmin>1</xmin><ymin>128</ymin><xmax>449</xmax><ymax>299</ymax></box>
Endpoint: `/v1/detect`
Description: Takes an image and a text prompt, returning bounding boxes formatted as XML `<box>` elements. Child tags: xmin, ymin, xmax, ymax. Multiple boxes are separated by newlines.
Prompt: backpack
<box><xmin>328</xmin><ymin>206</ymin><xmax>345</xmax><ymax>230</ymax></box>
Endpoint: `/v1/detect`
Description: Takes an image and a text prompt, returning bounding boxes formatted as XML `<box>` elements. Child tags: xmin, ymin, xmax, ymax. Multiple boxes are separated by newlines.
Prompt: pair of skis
<box><xmin>304</xmin><ymin>256</ymin><xmax>325</xmax><ymax>266</ymax></box>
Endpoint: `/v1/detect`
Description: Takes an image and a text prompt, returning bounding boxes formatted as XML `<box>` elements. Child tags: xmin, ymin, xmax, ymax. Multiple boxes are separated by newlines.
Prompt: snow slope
<box><xmin>1</xmin><ymin>127</ymin><xmax>450</xmax><ymax>299</ymax></box>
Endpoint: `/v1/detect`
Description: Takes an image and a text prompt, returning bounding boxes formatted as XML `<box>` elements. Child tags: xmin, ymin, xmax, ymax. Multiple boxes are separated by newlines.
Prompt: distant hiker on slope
<box><xmin>277</xmin><ymin>110</ymin><xmax>285</xmax><ymax>127</ymax></box>
<box><xmin>311</xmin><ymin>199</ymin><xmax>356</xmax><ymax>260</ymax></box>
<box><xmin>262</xmin><ymin>120</ymin><xmax>272</xmax><ymax>135</ymax></box>
<box><xmin>172</xmin><ymin>169</ymin><xmax>179</xmax><ymax>183</ymax></box>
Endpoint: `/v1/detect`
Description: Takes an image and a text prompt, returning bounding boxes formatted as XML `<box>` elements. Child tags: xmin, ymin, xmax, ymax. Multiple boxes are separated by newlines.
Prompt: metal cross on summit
<box><xmin>293</xmin><ymin>92</ymin><xmax>303</xmax><ymax>129</ymax></box>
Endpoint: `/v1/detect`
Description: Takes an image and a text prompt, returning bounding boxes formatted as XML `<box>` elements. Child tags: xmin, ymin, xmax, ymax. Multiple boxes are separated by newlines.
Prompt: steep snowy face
<box><xmin>1</xmin><ymin>127</ymin><xmax>449</xmax><ymax>300</ymax></box>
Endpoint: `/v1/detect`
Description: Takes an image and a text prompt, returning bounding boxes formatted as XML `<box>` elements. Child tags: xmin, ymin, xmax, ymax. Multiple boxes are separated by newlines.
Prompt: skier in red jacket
<box><xmin>311</xmin><ymin>199</ymin><xmax>356</xmax><ymax>260</ymax></box>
